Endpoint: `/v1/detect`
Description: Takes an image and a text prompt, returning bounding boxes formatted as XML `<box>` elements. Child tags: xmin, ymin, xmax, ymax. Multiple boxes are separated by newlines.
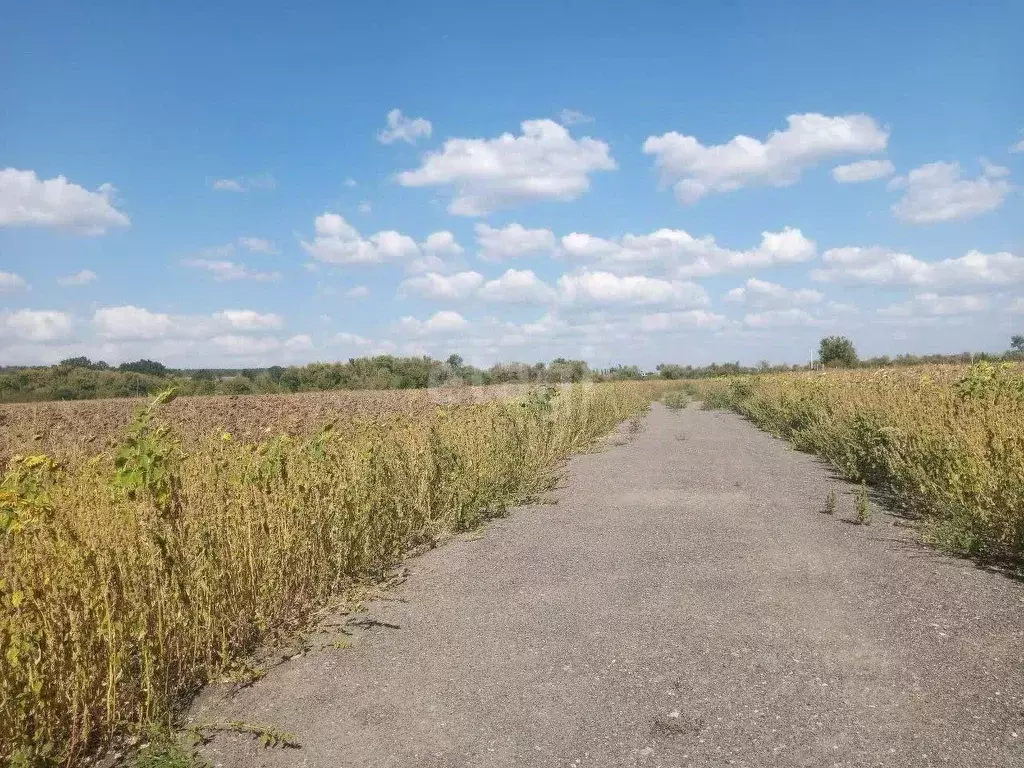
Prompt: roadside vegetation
<box><xmin>3</xmin><ymin>340</ymin><xmax>1022</xmax><ymax>403</ymax></box>
<box><xmin>0</xmin><ymin>380</ymin><xmax>670</xmax><ymax>766</ymax></box>
<box><xmin>696</xmin><ymin>337</ymin><xmax>1024</xmax><ymax>566</ymax></box>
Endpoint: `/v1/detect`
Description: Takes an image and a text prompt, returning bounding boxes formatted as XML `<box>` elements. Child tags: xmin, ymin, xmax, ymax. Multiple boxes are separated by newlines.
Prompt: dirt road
<box><xmin>194</xmin><ymin>403</ymin><xmax>1024</xmax><ymax>767</ymax></box>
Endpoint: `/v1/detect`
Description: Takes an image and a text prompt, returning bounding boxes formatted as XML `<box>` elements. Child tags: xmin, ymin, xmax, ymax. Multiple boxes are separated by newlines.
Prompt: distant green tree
<box><xmin>818</xmin><ymin>336</ymin><xmax>858</xmax><ymax>368</ymax></box>
<box><xmin>119</xmin><ymin>359</ymin><xmax>168</xmax><ymax>376</ymax></box>
<box><xmin>218</xmin><ymin>376</ymin><xmax>254</xmax><ymax>395</ymax></box>
<box><xmin>267</xmin><ymin>365</ymin><xmax>285</xmax><ymax>382</ymax></box>
<box><xmin>60</xmin><ymin>356</ymin><xmax>95</xmax><ymax>369</ymax></box>
<box><xmin>1011</xmin><ymin>335</ymin><xmax>1024</xmax><ymax>355</ymax></box>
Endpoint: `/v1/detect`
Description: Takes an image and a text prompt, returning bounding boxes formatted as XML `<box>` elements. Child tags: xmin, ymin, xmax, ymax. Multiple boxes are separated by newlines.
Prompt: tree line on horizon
<box><xmin>0</xmin><ymin>336</ymin><xmax>1021</xmax><ymax>404</ymax></box>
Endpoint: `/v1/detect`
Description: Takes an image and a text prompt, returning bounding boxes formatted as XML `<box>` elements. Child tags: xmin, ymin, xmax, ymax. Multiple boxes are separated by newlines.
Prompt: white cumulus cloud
<box><xmin>560</xmin><ymin>226</ymin><xmax>816</xmax><ymax>278</ymax></box>
<box><xmin>890</xmin><ymin>160</ymin><xmax>1011</xmax><ymax>223</ymax></box>
<box><xmin>94</xmin><ymin>306</ymin><xmax>286</xmax><ymax>341</ymax></box>
<box><xmin>378</xmin><ymin>109</ymin><xmax>433</xmax><ymax>145</ymax></box>
<box><xmin>725</xmin><ymin>278</ymin><xmax>823</xmax><ymax>308</ymax></box>
<box><xmin>301</xmin><ymin>213</ymin><xmax>456</xmax><ymax>268</ymax></box>
<box><xmin>478</xmin><ymin>269</ymin><xmax>556</xmax><ymax>304</ymax></box>
<box><xmin>397</xmin><ymin>119</ymin><xmax>616</xmax><ymax>216</ymax></box>
<box><xmin>557</xmin><ymin>271</ymin><xmax>709</xmax><ymax>307</ymax></box>
<box><xmin>643</xmin><ymin>113</ymin><xmax>888</xmax><ymax>203</ymax></box>
<box><xmin>638</xmin><ymin>310</ymin><xmax>727</xmax><ymax>332</ymax></box>
<box><xmin>0</xmin><ymin>309</ymin><xmax>73</xmax><ymax>342</ymax></box>
<box><xmin>0</xmin><ymin>168</ymin><xmax>130</xmax><ymax>234</ymax></box>
<box><xmin>476</xmin><ymin>222</ymin><xmax>557</xmax><ymax>261</ymax></box>
<box><xmin>831</xmin><ymin>159</ymin><xmax>895</xmax><ymax>183</ymax></box>
<box><xmin>422</xmin><ymin>230</ymin><xmax>464</xmax><ymax>255</ymax></box>
<box><xmin>398</xmin><ymin>271</ymin><xmax>485</xmax><ymax>300</ymax></box>
<box><xmin>397</xmin><ymin>310</ymin><xmax>469</xmax><ymax>336</ymax></box>
<box><xmin>812</xmin><ymin>247</ymin><xmax>1024</xmax><ymax>289</ymax></box>
<box><xmin>879</xmin><ymin>293</ymin><xmax>988</xmax><ymax>318</ymax></box>
<box><xmin>212</xmin><ymin>310</ymin><xmax>284</xmax><ymax>331</ymax></box>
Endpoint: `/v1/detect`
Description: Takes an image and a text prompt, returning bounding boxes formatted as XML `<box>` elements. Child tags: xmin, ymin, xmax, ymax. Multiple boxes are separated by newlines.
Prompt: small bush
<box><xmin>661</xmin><ymin>390</ymin><xmax>691</xmax><ymax>410</ymax></box>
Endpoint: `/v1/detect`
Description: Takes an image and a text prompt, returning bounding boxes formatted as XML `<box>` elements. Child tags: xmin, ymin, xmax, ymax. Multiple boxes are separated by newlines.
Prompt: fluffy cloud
<box><xmin>556</xmin><ymin>271</ymin><xmax>709</xmax><ymax>307</ymax></box>
<box><xmin>397</xmin><ymin>310</ymin><xmax>469</xmax><ymax>336</ymax></box>
<box><xmin>94</xmin><ymin>306</ymin><xmax>176</xmax><ymax>340</ymax></box>
<box><xmin>399</xmin><ymin>271</ymin><xmax>485</xmax><ymax>300</ymax></box>
<box><xmin>1010</xmin><ymin>137</ymin><xmax>1024</xmax><ymax>154</ymax></box>
<box><xmin>890</xmin><ymin>161</ymin><xmax>1011</xmax><ymax>223</ymax></box>
<box><xmin>407</xmin><ymin>231</ymin><xmax>465</xmax><ymax>275</ymax></box>
<box><xmin>0</xmin><ymin>168</ymin><xmax>130</xmax><ymax>234</ymax></box>
<box><xmin>344</xmin><ymin>285</ymin><xmax>370</xmax><ymax>298</ymax></box>
<box><xmin>57</xmin><ymin>270</ymin><xmax>98</xmax><ymax>287</ymax></box>
<box><xmin>0</xmin><ymin>271</ymin><xmax>29</xmax><ymax>291</ymax></box>
<box><xmin>478</xmin><ymin>269</ymin><xmax>556</xmax><ymax>304</ymax></box>
<box><xmin>377</xmin><ymin>109</ymin><xmax>433</xmax><ymax>145</ymax></box>
<box><xmin>212</xmin><ymin>310</ymin><xmax>284</xmax><ymax>331</ymax></box>
<box><xmin>560</xmin><ymin>226</ymin><xmax>816</xmax><ymax>278</ymax></box>
<box><xmin>725</xmin><ymin>278</ymin><xmax>823</xmax><ymax>308</ymax></box>
<box><xmin>638</xmin><ymin>310</ymin><xmax>727</xmax><ymax>332</ymax></box>
<box><xmin>182</xmin><ymin>259</ymin><xmax>281</xmax><ymax>282</ymax></box>
<box><xmin>812</xmin><ymin>247</ymin><xmax>1024</xmax><ymax>289</ymax></box>
<box><xmin>301</xmin><ymin>213</ymin><xmax>459</xmax><ymax>268</ymax></box>
<box><xmin>878</xmin><ymin>293</ymin><xmax>988</xmax><ymax>318</ymax></box>
<box><xmin>476</xmin><ymin>222</ymin><xmax>556</xmax><ymax>261</ymax></box>
<box><xmin>210</xmin><ymin>173</ymin><xmax>277</xmax><ymax>192</ymax></box>
<box><xmin>422</xmin><ymin>230</ymin><xmax>464</xmax><ymax>255</ymax></box>
<box><xmin>643</xmin><ymin>113</ymin><xmax>888</xmax><ymax>203</ymax></box>
<box><xmin>743</xmin><ymin>308</ymin><xmax>817</xmax><ymax>329</ymax></box>
<box><xmin>397</xmin><ymin>119</ymin><xmax>616</xmax><ymax>216</ymax></box>
<box><xmin>94</xmin><ymin>306</ymin><xmax>285</xmax><ymax>340</ymax></box>
<box><xmin>831</xmin><ymin>159</ymin><xmax>895</xmax><ymax>183</ymax></box>
<box><xmin>0</xmin><ymin>310</ymin><xmax>73</xmax><ymax>342</ymax></box>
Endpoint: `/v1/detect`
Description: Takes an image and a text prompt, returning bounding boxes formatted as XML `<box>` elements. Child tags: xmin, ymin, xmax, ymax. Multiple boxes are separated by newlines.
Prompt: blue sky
<box><xmin>1</xmin><ymin>0</ymin><xmax>1021</xmax><ymax>368</ymax></box>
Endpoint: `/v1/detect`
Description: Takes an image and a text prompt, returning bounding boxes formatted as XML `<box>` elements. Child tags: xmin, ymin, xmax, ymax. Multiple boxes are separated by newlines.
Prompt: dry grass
<box><xmin>0</xmin><ymin>381</ymin><xmax>669</xmax><ymax>766</ymax></box>
<box><xmin>695</xmin><ymin>363</ymin><xmax>1024</xmax><ymax>562</ymax></box>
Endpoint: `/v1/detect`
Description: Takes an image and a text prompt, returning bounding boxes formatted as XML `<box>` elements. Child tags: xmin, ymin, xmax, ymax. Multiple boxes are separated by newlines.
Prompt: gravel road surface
<box><xmin>193</xmin><ymin>403</ymin><xmax>1024</xmax><ymax>767</ymax></box>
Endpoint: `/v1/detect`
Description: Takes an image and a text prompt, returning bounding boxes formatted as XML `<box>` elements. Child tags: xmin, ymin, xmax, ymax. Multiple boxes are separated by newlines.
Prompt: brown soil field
<box><xmin>0</xmin><ymin>384</ymin><xmax>536</xmax><ymax>465</ymax></box>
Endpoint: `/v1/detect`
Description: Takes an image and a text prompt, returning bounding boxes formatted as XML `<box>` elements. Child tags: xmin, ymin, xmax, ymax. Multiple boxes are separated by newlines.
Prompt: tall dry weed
<box><xmin>695</xmin><ymin>363</ymin><xmax>1024</xmax><ymax>560</ymax></box>
<box><xmin>0</xmin><ymin>382</ymin><xmax>662</xmax><ymax>765</ymax></box>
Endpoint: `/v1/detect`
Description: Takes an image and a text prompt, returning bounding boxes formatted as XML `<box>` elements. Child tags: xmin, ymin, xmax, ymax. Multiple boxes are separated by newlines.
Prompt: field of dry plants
<box><xmin>0</xmin><ymin>381</ymin><xmax>669</xmax><ymax>766</ymax></box>
<box><xmin>0</xmin><ymin>384</ymin><xmax>539</xmax><ymax>468</ymax></box>
<box><xmin>695</xmin><ymin>362</ymin><xmax>1024</xmax><ymax>564</ymax></box>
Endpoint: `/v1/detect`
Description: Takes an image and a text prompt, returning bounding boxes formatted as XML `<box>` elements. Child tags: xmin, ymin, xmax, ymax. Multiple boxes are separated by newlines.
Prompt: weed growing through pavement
<box><xmin>855</xmin><ymin>484</ymin><xmax>872</xmax><ymax>525</ymax></box>
<box><xmin>824</xmin><ymin>489</ymin><xmax>836</xmax><ymax>514</ymax></box>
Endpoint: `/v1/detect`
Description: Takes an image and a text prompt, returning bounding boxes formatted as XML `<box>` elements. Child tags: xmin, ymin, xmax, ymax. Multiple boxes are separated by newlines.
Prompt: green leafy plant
<box><xmin>823</xmin><ymin>489</ymin><xmax>836</xmax><ymax>514</ymax></box>
<box><xmin>855</xmin><ymin>484</ymin><xmax>872</xmax><ymax>525</ymax></box>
